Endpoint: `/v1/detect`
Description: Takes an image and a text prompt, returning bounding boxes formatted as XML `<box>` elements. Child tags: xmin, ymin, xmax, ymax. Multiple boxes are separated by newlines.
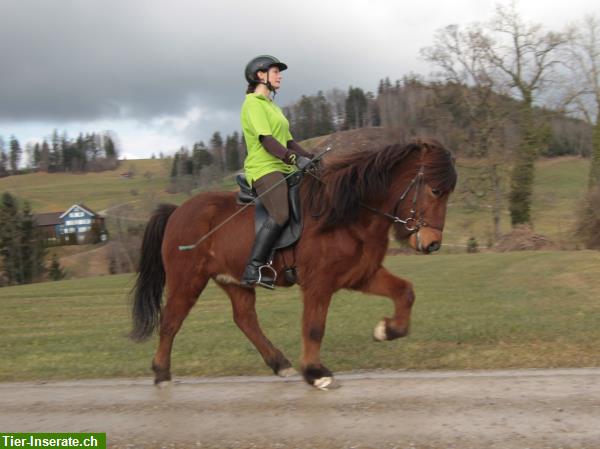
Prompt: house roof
<box><xmin>59</xmin><ymin>203</ymin><xmax>98</xmax><ymax>219</ymax></box>
<box><xmin>33</xmin><ymin>212</ymin><xmax>62</xmax><ymax>227</ymax></box>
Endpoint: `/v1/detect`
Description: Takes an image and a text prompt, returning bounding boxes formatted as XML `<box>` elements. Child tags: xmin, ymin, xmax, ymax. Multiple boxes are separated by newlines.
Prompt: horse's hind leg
<box><xmin>217</xmin><ymin>282</ymin><xmax>295</xmax><ymax>377</ymax></box>
<box><xmin>152</xmin><ymin>274</ymin><xmax>209</xmax><ymax>385</ymax></box>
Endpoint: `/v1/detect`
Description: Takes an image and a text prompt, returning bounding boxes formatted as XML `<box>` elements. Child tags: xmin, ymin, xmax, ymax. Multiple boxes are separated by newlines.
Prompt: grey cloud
<box><xmin>0</xmin><ymin>0</ymin><xmax>396</xmax><ymax>122</ymax></box>
<box><xmin>2</xmin><ymin>0</ymin><xmax>594</xmax><ymax>127</ymax></box>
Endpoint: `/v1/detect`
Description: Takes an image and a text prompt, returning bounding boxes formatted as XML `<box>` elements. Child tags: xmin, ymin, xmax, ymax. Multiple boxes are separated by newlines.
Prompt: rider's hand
<box><xmin>295</xmin><ymin>156</ymin><xmax>312</xmax><ymax>171</ymax></box>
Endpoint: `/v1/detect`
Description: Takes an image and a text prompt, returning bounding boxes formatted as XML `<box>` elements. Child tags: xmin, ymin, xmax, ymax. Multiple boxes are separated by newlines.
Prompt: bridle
<box><xmin>360</xmin><ymin>164</ymin><xmax>428</xmax><ymax>233</ymax></box>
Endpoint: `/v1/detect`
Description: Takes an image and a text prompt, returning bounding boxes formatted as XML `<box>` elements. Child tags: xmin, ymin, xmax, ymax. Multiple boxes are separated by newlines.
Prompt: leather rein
<box><xmin>360</xmin><ymin>165</ymin><xmax>427</xmax><ymax>233</ymax></box>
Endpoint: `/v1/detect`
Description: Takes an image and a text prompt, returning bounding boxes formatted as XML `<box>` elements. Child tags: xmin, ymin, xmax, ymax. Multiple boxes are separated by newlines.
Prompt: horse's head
<box><xmin>388</xmin><ymin>139</ymin><xmax>457</xmax><ymax>254</ymax></box>
<box><xmin>307</xmin><ymin>139</ymin><xmax>456</xmax><ymax>252</ymax></box>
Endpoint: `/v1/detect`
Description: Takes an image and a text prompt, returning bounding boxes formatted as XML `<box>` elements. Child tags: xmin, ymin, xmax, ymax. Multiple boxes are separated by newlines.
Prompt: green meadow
<box><xmin>1</xmin><ymin>250</ymin><xmax>599</xmax><ymax>381</ymax></box>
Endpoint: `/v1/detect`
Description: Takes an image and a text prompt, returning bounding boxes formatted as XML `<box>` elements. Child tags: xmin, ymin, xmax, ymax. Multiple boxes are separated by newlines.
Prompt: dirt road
<box><xmin>1</xmin><ymin>368</ymin><xmax>599</xmax><ymax>449</ymax></box>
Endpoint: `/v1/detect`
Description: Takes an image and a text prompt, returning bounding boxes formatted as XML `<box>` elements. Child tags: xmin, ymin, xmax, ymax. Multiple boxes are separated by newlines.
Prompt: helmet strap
<box><xmin>256</xmin><ymin>71</ymin><xmax>277</xmax><ymax>99</ymax></box>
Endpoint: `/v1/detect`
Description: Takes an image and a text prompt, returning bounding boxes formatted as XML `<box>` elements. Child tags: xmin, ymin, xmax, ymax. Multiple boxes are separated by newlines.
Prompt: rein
<box><xmin>360</xmin><ymin>165</ymin><xmax>427</xmax><ymax>233</ymax></box>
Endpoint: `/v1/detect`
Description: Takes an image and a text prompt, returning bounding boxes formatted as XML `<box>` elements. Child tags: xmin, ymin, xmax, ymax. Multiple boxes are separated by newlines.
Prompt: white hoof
<box><xmin>156</xmin><ymin>380</ymin><xmax>172</xmax><ymax>389</ymax></box>
<box><xmin>314</xmin><ymin>376</ymin><xmax>333</xmax><ymax>390</ymax></box>
<box><xmin>373</xmin><ymin>320</ymin><xmax>387</xmax><ymax>341</ymax></box>
<box><xmin>278</xmin><ymin>367</ymin><xmax>298</xmax><ymax>377</ymax></box>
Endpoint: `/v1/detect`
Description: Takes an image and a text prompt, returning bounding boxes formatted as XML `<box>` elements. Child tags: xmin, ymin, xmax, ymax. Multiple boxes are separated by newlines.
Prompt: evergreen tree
<box><xmin>33</xmin><ymin>143</ymin><xmax>41</xmax><ymax>169</ymax></box>
<box><xmin>9</xmin><ymin>135</ymin><xmax>22</xmax><ymax>173</ymax></box>
<box><xmin>210</xmin><ymin>132</ymin><xmax>224</xmax><ymax>172</ymax></box>
<box><xmin>296</xmin><ymin>95</ymin><xmax>316</xmax><ymax>140</ymax></box>
<box><xmin>0</xmin><ymin>136</ymin><xmax>7</xmax><ymax>177</ymax></box>
<box><xmin>0</xmin><ymin>195</ymin><xmax>46</xmax><ymax>285</ymax></box>
<box><xmin>62</xmin><ymin>131</ymin><xmax>73</xmax><ymax>171</ymax></box>
<box><xmin>225</xmin><ymin>133</ymin><xmax>241</xmax><ymax>172</ymax></box>
<box><xmin>192</xmin><ymin>141</ymin><xmax>213</xmax><ymax>172</ymax></box>
<box><xmin>49</xmin><ymin>253</ymin><xmax>66</xmax><ymax>281</ymax></box>
<box><xmin>170</xmin><ymin>153</ymin><xmax>180</xmax><ymax>179</ymax></box>
<box><xmin>344</xmin><ymin>87</ymin><xmax>368</xmax><ymax>129</ymax></box>
<box><xmin>49</xmin><ymin>129</ymin><xmax>61</xmax><ymax>172</ymax></box>
<box><xmin>40</xmin><ymin>140</ymin><xmax>50</xmax><ymax>172</ymax></box>
<box><xmin>19</xmin><ymin>202</ymin><xmax>45</xmax><ymax>283</ymax></box>
<box><xmin>0</xmin><ymin>193</ymin><xmax>22</xmax><ymax>285</ymax></box>
<box><xmin>104</xmin><ymin>134</ymin><xmax>117</xmax><ymax>160</ymax></box>
<box><xmin>315</xmin><ymin>91</ymin><xmax>335</xmax><ymax>136</ymax></box>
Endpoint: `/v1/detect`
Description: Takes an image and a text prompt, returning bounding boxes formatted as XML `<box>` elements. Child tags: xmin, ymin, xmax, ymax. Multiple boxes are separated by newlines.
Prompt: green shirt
<box><xmin>241</xmin><ymin>93</ymin><xmax>296</xmax><ymax>185</ymax></box>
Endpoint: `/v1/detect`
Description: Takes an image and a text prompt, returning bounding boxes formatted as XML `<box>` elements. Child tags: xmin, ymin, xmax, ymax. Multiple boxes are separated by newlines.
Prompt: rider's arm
<box><xmin>259</xmin><ymin>135</ymin><xmax>295</xmax><ymax>164</ymax></box>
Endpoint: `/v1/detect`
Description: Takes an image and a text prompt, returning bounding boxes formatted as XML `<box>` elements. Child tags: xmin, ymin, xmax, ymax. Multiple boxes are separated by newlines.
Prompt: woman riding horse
<box><xmin>131</xmin><ymin>64</ymin><xmax>457</xmax><ymax>390</ymax></box>
<box><xmin>240</xmin><ymin>55</ymin><xmax>313</xmax><ymax>289</ymax></box>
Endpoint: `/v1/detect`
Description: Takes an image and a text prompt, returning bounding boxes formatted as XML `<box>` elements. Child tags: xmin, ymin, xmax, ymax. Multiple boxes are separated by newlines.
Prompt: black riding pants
<box><xmin>253</xmin><ymin>171</ymin><xmax>289</xmax><ymax>226</ymax></box>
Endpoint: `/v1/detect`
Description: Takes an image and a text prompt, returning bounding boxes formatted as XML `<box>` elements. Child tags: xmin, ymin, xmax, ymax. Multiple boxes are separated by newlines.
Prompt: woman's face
<box><xmin>257</xmin><ymin>66</ymin><xmax>282</xmax><ymax>90</ymax></box>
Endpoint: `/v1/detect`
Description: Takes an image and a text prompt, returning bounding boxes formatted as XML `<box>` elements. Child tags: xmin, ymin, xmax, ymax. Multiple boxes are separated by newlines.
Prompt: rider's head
<box><xmin>245</xmin><ymin>55</ymin><xmax>287</xmax><ymax>94</ymax></box>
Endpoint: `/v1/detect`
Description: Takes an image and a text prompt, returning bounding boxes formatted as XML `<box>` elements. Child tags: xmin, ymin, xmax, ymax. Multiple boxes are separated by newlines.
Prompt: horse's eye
<box><xmin>432</xmin><ymin>189</ymin><xmax>441</xmax><ymax>197</ymax></box>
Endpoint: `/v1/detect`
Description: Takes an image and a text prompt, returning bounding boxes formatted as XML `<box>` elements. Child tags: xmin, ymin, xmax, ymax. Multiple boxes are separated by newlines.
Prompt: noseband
<box><xmin>361</xmin><ymin>164</ymin><xmax>427</xmax><ymax>233</ymax></box>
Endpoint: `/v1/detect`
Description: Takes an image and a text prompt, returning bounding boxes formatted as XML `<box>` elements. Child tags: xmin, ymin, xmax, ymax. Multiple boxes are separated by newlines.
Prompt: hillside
<box><xmin>0</xmin><ymin>128</ymin><xmax>592</xmax><ymax>256</ymax></box>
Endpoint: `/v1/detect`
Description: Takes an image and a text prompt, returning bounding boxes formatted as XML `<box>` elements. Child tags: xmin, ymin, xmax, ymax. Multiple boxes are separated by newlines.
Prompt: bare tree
<box><xmin>422</xmin><ymin>23</ymin><xmax>511</xmax><ymax>240</ymax></box>
<box><xmin>564</xmin><ymin>15</ymin><xmax>600</xmax><ymax>187</ymax></box>
<box><xmin>482</xmin><ymin>2</ymin><xmax>568</xmax><ymax>226</ymax></box>
<box><xmin>564</xmin><ymin>15</ymin><xmax>600</xmax><ymax>248</ymax></box>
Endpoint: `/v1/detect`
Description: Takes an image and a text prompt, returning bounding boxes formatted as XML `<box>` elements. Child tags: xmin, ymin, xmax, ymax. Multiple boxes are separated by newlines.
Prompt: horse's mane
<box><xmin>304</xmin><ymin>138</ymin><xmax>456</xmax><ymax>229</ymax></box>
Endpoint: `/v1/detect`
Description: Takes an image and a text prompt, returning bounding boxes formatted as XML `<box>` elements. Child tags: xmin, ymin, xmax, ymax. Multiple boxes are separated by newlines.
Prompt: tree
<box><xmin>564</xmin><ymin>15</ymin><xmax>600</xmax><ymax>188</ymax></box>
<box><xmin>315</xmin><ymin>91</ymin><xmax>336</xmax><ymax>136</ymax></box>
<box><xmin>0</xmin><ymin>136</ymin><xmax>7</xmax><ymax>177</ymax></box>
<box><xmin>344</xmin><ymin>86</ymin><xmax>368</xmax><ymax>129</ymax></box>
<box><xmin>210</xmin><ymin>132</ymin><xmax>224</xmax><ymax>172</ymax></box>
<box><xmin>0</xmin><ymin>195</ymin><xmax>46</xmax><ymax>285</ymax></box>
<box><xmin>422</xmin><ymin>23</ymin><xmax>511</xmax><ymax>240</ymax></box>
<box><xmin>49</xmin><ymin>253</ymin><xmax>66</xmax><ymax>281</ymax></box>
<box><xmin>9</xmin><ymin>135</ymin><xmax>22</xmax><ymax>174</ymax></box>
<box><xmin>39</xmin><ymin>140</ymin><xmax>50</xmax><ymax>172</ymax></box>
<box><xmin>482</xmin><ymin>3</ymin><xmax>568</xmax><ymax>225</ymax></box>
<box><xmin>0</xmin><ymin>193</ymin><xmax>22</xmax><ymax>284</ymax></box>
<box><xmin>33</xmin><ymin>142</ymin><xmax>41</xmax><ymax>169</ymax></box>
<box><xmin>225</xmin><ymin>133</ymin><xmax>241</xmax><ymax>172</ymax></box>
<box><xmin>565</xmin><ymin>15</ymin><xmax>600</xmax><ymax>248</ymax></box>
<box><xmin>192</xmin><ymin>141</ymin><xmax>213</xmax><ymax>172</ymax></box>
<box><xmin>19</xmin><ymin>202</ymin><xmax>46</xmax><ymax>283</ymax></box>
<box><xmin>49</xmin><ymin>129</ymin><xmax>61</xmax><ymax>172</ymax></box>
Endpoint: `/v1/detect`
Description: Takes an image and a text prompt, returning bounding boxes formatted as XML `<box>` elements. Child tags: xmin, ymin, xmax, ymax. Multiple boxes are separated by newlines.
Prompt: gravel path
<box><xmin>1</xmin><ymin>368</ymin><xmax>599</xmax><ymax>449</ymax></box>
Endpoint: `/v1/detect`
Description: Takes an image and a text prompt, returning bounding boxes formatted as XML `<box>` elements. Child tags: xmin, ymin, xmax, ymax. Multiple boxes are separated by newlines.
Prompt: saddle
<box><xmin>236</xmin><ymin>171</ymin><xmax>304</xmax><ymax>251</ymax></box>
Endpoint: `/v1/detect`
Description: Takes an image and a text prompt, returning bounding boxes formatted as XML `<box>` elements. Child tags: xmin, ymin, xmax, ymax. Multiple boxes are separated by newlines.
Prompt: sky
<box><xmin>0</xmin><ymin>0</ymin><xmax>598</xmax><ymax>160</ymax></box>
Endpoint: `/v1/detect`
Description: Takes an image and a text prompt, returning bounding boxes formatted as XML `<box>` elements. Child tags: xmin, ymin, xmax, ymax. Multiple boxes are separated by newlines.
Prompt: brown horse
<box><xmin>131</xmin><ymin>138</ymin><xmax>457</xmax><ymax>389</ymax></box>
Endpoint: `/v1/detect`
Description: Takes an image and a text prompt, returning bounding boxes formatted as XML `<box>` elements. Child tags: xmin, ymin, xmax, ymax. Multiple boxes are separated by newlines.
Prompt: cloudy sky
<box><xmin>1</xmin><ymin>0</ymin><xmax>597</xmax><ymax>159</ymax></box>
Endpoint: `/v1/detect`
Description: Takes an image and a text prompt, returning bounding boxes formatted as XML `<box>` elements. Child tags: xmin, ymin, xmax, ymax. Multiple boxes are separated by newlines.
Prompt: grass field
<box><xmin>1</xmin><ymin>250</ymin><xmax>599</xmax><ymax>382</ymax></box>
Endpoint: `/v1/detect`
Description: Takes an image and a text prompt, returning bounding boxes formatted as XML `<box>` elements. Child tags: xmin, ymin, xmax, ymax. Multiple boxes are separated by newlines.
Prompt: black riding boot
<box><xmin>241</xmin><ymin>217</ymin><xmax>284</xmax><ymax>289</ymax></box>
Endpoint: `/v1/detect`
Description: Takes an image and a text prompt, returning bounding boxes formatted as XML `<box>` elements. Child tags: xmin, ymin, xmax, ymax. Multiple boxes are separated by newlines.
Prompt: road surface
<box><xmin>1</xmin><ymin>368</ymin><xmax>599</xmax><ymax>449</ymax></box>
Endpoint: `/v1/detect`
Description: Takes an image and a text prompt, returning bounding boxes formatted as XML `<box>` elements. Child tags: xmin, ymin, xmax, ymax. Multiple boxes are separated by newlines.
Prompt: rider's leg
<box><xmin>241</xmin><ymin>172</ymin><xmax>289</xmax><ymax>289</ymax></box>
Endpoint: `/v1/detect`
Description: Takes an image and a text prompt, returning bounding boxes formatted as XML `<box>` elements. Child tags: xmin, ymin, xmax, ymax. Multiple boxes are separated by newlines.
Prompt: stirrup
<box><xmin>256</xmin><ymin>264</ymin><xmax>278</xmax><ymax>290</ymax></box>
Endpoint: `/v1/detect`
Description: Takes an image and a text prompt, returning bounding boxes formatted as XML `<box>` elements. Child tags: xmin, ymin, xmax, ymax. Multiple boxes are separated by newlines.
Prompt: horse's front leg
<box><xmin>358</xmin><ymin>266</ymin><xmax>415</xmax><ymax>341</ymax></box>
<box><xmin>300</xmin><ymin>286</ymin><xmax>335</xmax><ymax>389</ymax></box>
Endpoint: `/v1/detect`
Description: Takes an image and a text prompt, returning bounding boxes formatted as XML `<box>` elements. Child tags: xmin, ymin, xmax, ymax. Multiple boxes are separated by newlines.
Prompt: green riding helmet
<box><xmin>244</xmin><ymin>55</ymin><xmax>288</xmax><ymax>84</ymax></box>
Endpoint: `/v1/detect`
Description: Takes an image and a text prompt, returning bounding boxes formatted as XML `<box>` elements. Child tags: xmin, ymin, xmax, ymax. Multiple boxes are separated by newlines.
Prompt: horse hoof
<box><xmin>156</xmin><ymin>380</ymin><xmax>172</xmax><ymax>389</ymax></box>
<box><xmin>314</xmin><ymin>376</ymin><xmax>339</xmax><ymax>390</ymax></box>
<box><xmin>277</xmin><ymin>367</ymin><xmax>298</xmax><ymax>377</ymax></box>
<box><xmin>373</xmin><ymin>320</ymin><xmax>387</xmax><ymax>341</ymax></box>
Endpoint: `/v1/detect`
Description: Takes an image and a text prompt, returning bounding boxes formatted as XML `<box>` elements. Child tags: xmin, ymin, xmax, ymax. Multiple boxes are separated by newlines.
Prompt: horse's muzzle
<box><xmin>410</xmin><ymin>228</ymin><xmax>442</xmax><ymax>254</ymax></box>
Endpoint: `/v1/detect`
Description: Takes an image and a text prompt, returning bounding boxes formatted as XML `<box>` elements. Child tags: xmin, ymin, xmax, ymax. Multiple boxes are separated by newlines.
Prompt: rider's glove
<box><xmin>295</xmin><ymin>155</ymin><xmax>312</xmax><ymax>171</ymax></box>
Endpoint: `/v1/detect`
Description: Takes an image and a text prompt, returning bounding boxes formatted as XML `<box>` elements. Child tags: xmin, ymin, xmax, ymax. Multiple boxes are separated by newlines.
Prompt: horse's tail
<box><xmin>130</xmin><ymin>203</ymin><xmax>177</xmax><ymax>342</ymax></box>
